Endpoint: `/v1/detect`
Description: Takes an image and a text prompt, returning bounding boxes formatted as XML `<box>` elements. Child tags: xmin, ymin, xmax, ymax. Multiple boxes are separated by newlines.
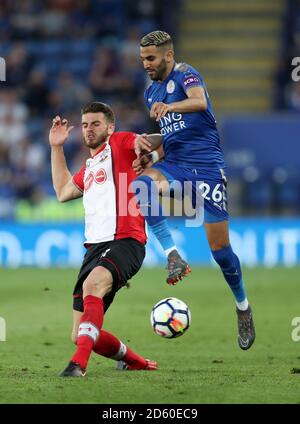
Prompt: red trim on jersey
<box><xmin>110</xmin><ymin>132</ymin><xmax>147</xmax><ymax>245</ymax></box>
<box><xmin>73</xmin><ymin>164</ymin><xmax>85</xmax><ymax>192</ymax></box>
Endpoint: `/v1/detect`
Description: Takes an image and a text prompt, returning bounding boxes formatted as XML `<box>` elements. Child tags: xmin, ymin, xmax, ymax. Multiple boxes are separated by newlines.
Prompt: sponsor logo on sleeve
<box><xmin>183</xmin><ymin>75</ymin><xmax>200</xmax><ymax>88</ymax></box>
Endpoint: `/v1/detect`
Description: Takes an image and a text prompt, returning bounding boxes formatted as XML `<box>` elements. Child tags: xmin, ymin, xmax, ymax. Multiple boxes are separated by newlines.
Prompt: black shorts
<box><xmin>73</xmin><ymin>237</ymin><xmax>145</xmax><ymax>313</ymax></box>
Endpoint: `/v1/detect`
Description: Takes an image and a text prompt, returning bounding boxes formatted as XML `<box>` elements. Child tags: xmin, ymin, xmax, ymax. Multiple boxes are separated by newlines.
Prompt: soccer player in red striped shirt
<box><xmin>49</xmin><ymin>102</ymin><xmax>158</xmax><ymax>377</ymax></box>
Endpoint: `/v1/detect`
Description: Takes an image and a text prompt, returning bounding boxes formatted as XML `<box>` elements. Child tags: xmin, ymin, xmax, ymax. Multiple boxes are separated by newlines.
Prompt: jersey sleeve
<box><xmin>118</xmin><ymin>132</ymin><xmax>137</xmax><ymax>151</ymax></box>
<box><xmin>72</xmin><ymin>165</ymin><xmax>85</xmax><ymax>192</ymax></box>
<box><xmin>177</xmin><ymin>67</ymin><xmax>204</xmax><ymax>94</ymax></box>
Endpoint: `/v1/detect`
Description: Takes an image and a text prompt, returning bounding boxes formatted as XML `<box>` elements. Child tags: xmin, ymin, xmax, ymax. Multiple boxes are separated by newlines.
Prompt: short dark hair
<box><xmin>81</xmin><ymin>102</ymin><xmax>115</xmax><ymax>124</ymax></box>
<box><xmin>140</xmin><ymin>30</ymin><xmax>173</xmax><ymax>50</ymax></box>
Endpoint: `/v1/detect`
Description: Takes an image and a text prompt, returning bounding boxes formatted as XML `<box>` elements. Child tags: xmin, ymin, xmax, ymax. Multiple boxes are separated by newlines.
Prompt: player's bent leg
<box><xmin>139</xmin><ymin>167</ymin><xmax>169</xmax><ymax>191</ymax></box>
<box><xmin>132</xmin><ymin>169</ymin><xmax>175</xmax><ymax>256</ymax></box>
<box><xmin>132</xmin><ymin>167</ymin><xmax>190</xmax><ymax>285</ymax></box>
<box><xmin>204</xmin><ymin>220</ymin><xmax>255</xmax><ymax>350</ymax></box>
<box><xmin>87</xmin><ymin>239</ymin><xmax>157</xmax><ymax>370</ymax></box>
<box><xmin>59</xmin><ymin>267</ymin><xmax>113</xmax><ymax>377</ymax></box>
<box><xmin>92</xmin><ymin>329</ymin><xmax>158</xmax><ymax>371</ymax></box>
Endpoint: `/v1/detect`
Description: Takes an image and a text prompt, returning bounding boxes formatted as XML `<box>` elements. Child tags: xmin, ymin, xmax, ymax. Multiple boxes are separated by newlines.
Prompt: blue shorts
<box><xmin>152</xmin><ymin>161</ymin><xmax>228</xmax><ymax>224</ymax></box>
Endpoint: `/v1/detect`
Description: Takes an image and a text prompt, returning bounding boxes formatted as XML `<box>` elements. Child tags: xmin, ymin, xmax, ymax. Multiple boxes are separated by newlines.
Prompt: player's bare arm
<box><xmin>150</xmin><ymin>86</ymin><xmax>207</xmax><ymax>121</ymax></box>
<box><xmin>49</xmin><ymin>116</ymin><xmax>82</xmax><ymax>202</ymax></box>
<box><xmin>134</xmin><ymin>133</ymin><xmax>162</xmax><ymax>156</ymax></box>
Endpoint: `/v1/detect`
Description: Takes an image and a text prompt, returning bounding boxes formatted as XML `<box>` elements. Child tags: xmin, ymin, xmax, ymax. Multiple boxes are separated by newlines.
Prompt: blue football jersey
<box><xmin>144</xmin><ymin>62</ymin><xmax>225</xmax><ymax>169</ymax></box>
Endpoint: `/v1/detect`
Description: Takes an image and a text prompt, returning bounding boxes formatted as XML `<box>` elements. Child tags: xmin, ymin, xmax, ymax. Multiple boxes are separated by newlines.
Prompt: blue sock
<box><xmin>212</xmin><ymin>245</ymin><xmax>247</xmax><ymax>303</ymax></box>
<box><xmin>132</xmin><ymin>175</ymin><xmax>176</xmax><ymax>252</ymax></box>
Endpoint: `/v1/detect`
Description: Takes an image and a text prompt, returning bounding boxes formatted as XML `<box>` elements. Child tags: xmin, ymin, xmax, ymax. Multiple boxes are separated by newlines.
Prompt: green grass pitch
<box><xmin>0</xmin><ymin>266</ymin><xmax>300</xmax><ymax>404</ymax></box>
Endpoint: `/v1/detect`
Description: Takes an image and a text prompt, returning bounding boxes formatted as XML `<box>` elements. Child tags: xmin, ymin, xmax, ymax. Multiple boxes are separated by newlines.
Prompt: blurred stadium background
<box><xmin>0</xmin><ymin>0</ymin><xmax>300</xmax><ymax>268</ymax></box>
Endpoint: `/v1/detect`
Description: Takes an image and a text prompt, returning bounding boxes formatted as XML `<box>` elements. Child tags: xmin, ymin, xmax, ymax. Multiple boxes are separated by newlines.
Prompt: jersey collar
<box><xmin>90</xmin><ymin>134</ymin><xmax>113</xmax><ymax>158</ymax></box>
<box><xmin>162</xmin><ymin>62</ymin><xmax>176</xmax><ymax>85</ymax></box>
<box><xmin>91</xmin><ymin>141</ymin><xmax>108</xmax><ymax>158</ymax></box>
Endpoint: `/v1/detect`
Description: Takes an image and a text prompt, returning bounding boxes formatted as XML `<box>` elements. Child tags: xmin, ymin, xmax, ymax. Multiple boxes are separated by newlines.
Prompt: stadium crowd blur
<box><xmin>0</xmin><ymin>0</ymin><xmax>299</xmax><ymax>220</ymax></box>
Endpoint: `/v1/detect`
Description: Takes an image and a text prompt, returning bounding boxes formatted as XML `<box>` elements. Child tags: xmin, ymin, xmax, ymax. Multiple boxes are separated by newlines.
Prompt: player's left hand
<box><xmin>150</xmin><ymin>102</ymin><xmax>172</xmax><ymax>121</ymax></box>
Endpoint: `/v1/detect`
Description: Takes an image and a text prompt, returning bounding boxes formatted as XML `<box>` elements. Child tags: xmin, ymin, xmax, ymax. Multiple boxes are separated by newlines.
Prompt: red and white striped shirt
<box><xmin>73</xmin><ymin>132</ymin><xmax>146</xmax><ymax>245</ymax></box>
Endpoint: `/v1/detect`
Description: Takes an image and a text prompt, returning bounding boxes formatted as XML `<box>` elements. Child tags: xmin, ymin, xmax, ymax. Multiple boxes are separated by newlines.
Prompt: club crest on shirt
<box><xmin>98</xmin><ymin>146</ymin><xmax>110</xmax><ymax>163</ymax></box>
<box><xmin>98</xmin><ymin>152</ymin><xmax>109</xmax><ymax>163</ymax></box>
<box><xmin>167</xmin><ymin>79</ymin><xmax>175</xmax><ymax>94</ymax></box>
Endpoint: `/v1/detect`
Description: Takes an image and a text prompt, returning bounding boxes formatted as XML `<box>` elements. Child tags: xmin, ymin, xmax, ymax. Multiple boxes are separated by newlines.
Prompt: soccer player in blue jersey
<box><xmin>134</xmin><ymin>30</ymin><xmax>255</xmax><ymax>350</ymax></box>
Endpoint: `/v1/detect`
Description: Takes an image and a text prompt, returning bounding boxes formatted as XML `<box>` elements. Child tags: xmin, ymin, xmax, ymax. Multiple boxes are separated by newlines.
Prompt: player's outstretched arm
<box><xmin>49</xmin><ymin>116</ymin><xmax>82</xmax><ymax>202</ymax></box>
<box><xmin>134</xmin><ymin>133</ymin><xmax>162</xmax><ymax>157</ymax></box>
<box><xmin>172</xmin><ymin>85</ymin><xmax>207</xmax><ymax>112</ymax></box>
<box><xmin>150</xmin><ymin>86</ymin><xmax>207</xmax><ymax>121</ymax></box>
<box><xmin>145</xmin><ymin>133</ymin><xmax>162</xmax><ymax>149</ymax></box>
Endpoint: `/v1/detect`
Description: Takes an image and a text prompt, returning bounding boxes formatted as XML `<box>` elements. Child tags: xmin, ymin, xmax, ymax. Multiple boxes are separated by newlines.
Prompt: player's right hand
<box><xmin>132</xmin><ymin>153</ymin><xmax>153</xmax><ymax>175</ymax></box>
<box><xmin>150</xmin><ymin>102</ymin><xmax>172</xmax><ymax>121</ymax></box>
<box><xmin>49</xmin><ymin>116</ymin><xmax>74</xmax><ymax>147</ymax></box>
<box><xmin>134</xmin><ymin>133</ymin><xmax>152</xmax><ymax>157</ymax></box>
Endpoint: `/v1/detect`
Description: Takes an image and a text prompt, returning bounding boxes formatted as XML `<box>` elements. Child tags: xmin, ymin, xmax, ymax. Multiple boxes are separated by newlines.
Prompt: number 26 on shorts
<box><xmin>198</xmin><ymin>182</ymin><xmax>226</xmax><ymax>207</ymax></box>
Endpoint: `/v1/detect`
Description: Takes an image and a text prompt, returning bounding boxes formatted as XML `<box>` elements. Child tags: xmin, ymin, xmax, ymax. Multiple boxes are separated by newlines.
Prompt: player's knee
<box><xmin>140</xmin><ymin>168</ymin><xmax>159</xmax><ymax>181</ymax></box>
<box><xmin>133</xmin><ymin>173</ymin><xmax>166</xmax><ymax>195</ymax></box>
<box><xmin>132</xmin><ymin>174</ymin><xmax>153</xmax><ymax>196</ymax></box>
<box><xmin>82</xmin><ymin>275</ymin><xmax>112</xmax><ymax>298</ymax></box>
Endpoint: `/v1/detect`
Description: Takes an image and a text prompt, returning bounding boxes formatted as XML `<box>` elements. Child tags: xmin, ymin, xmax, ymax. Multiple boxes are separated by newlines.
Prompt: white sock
<box><xmin>165</xmin><ymin>246</ymin><xmax>177</xmax><ymax>257</ymax></box>
<box><xmin>236</xmin><ymin>298</ymin><xmax>249</xmax><ymax>311</ymax></box>
<box><xmin>109</xmin><ymin>341</ymin><xmax>127</xmax><ymax>361</ymax></box>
